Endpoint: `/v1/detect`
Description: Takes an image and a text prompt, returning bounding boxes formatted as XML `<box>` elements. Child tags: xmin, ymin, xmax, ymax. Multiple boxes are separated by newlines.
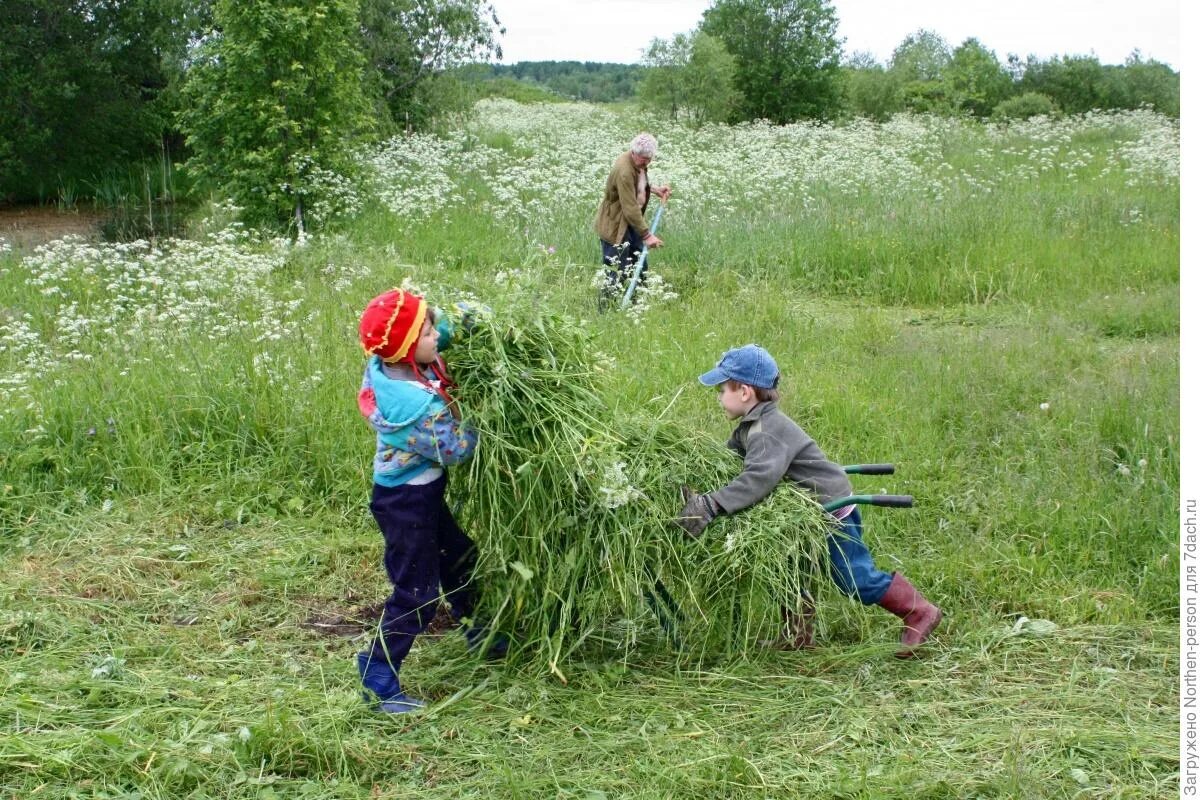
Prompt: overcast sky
<box><xmin>487</xmin><ymin>0</ymin><xmax>1182</xmax><ymax>68</ymax></box>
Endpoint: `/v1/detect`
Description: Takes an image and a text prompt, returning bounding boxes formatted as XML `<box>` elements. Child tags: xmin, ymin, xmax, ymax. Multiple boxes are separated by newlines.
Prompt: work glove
<box><xmin>676</xmin><ymin>486</ymin><xmax>718</xmax><ymax>539</ymax></box>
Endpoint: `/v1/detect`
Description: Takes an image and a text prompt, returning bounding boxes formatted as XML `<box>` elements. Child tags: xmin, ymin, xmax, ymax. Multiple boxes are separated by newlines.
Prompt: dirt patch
<box><xmin>0</xmin><ymin>206</ymin><xmax>105</xmax><ymax>250</ymax></box>
<box><xmin>302</xmin><ymin>601</ymin><xmax>458</xmax><ymax>639</ymax></box>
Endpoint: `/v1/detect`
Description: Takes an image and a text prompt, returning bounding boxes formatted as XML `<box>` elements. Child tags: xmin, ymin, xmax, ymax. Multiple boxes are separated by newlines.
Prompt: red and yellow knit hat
<box><xmin>359</xmin><ymin>289</ymin><xmax>428</xmax><ymax>363</ymax></box>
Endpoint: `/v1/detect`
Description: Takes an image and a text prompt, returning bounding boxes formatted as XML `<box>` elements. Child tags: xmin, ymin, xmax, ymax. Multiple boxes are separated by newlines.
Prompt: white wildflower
<box><xmin>596</xmin><ymin>460</ymin><xmax>644</xmax><ymax>509</ymax></box>
<box><xmin>91</xmin><ymin>655</ymin><xmax>125</xmax><ymax>679</ymax></box>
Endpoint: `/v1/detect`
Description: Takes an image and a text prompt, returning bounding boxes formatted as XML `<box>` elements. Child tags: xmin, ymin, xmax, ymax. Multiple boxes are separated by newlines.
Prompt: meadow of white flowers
<box><xmin>366</xmin><ymin>101</ymin><xmax>1179</xmax><ymax>226</ymax></box>
<box><xmin>0</xmin><ymin>103</ymin><xmax>1179</xmax><ymax>428</ymax></box>
<box><xmin>2</xmin><ymin>219</ymin><xmax>313</xmax><ymax>421</ymax></box>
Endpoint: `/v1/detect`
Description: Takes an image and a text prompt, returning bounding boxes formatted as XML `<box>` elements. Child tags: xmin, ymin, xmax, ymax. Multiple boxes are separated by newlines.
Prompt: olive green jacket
<box><xmin>593</xmin><ymin>151</ymin><xmax>650</xmax><ymax>244</ymax></box>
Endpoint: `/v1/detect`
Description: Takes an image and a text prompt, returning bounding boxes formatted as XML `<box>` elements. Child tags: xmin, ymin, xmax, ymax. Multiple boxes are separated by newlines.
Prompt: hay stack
<box><xmin>439</xmin><ymin>292</ymin><xmax>851</xmax><ymax>677</ymax></box>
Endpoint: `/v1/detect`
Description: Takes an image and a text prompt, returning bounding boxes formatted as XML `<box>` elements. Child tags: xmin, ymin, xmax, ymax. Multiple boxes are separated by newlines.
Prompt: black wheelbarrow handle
<box><xmin>842</xmin><ymin>464</ymin><xmax>895</xmax><ymax>475</ymax></box>
<box><xmin>823</xmin><ymin>494</ymin><xmax>913</xmax><ymax>512</ymax></box>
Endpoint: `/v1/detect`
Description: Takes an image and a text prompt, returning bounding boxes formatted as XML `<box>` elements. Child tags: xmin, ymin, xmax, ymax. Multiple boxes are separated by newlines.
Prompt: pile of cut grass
<box><xmin>437</xmin><ymin>286</ymin><xmax>867</xmax><ymax>677</ymax></box>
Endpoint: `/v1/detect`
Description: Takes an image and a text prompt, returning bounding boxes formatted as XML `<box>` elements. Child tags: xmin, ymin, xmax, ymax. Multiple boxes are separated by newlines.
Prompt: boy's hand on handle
<box><xmin>676</xmin><ymin>486</ymin><xmax>718</xmax><ymax>539</ymax></box>
<box><xmin>644</xmin><ymin>233</ymin><xmax>664</xmax><ymax>249</ymax></box>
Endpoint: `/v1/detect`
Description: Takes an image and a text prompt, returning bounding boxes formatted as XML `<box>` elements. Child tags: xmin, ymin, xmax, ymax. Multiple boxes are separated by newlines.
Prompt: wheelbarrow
<box><xmin>645</xmin><ymin>463</ymin><xmax>913</xmax><ymax>647</ymax></box>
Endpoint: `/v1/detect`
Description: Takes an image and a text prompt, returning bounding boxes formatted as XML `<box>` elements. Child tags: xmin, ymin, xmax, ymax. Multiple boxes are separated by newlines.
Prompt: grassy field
<box><xmin>0</xmin><ymin>102</ymin><xmax>1179</xmax><ymax>798</ymax></box>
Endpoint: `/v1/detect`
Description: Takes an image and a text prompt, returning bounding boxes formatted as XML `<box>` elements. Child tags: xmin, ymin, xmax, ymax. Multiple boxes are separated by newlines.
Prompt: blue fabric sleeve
<box><xmin>405</xmin><ymin>406</ymin><xmax>477</xmax><ymax>465</ymax></box>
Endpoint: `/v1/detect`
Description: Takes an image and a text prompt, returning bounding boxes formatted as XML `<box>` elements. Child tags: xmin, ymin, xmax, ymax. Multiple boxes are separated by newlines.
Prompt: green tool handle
<box><xmin>842</xmin><ymin>463</ymin><xmax>894</xmax><ymax>475</ymax></box>
<box><xmin>619</xmin><ymin>203</ymin><xmax>665</xmax><ymax>309</ymax></box>
<box><xmin>822</xmin><ymin>494</ymin><xmax>913</xmax><ymax>512</ymax></box>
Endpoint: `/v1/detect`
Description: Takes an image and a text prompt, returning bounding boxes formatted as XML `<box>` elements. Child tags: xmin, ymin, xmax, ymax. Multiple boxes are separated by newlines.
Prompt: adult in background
<box><xmin>594</xmin><ymin>132</ymin><xmax>671</xmax><ymax>306</ymax></box>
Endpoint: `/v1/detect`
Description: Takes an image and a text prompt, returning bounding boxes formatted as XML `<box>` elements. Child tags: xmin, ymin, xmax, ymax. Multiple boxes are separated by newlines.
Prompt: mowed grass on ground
<box><xmin>0</xmin><ymin>104</ymin><xmax>1179</xmax><ymax>797</ymax></box>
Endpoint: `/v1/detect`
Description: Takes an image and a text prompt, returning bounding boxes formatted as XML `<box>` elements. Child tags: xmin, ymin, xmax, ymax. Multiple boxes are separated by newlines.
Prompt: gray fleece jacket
<box><xmin>710</xmin><ymin>401</ymin><xmax>852</xmax><ymax>514</ymax></box>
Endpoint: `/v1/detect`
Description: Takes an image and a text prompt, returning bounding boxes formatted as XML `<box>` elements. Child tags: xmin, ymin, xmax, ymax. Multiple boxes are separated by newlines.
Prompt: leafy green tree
<box><xmin>179</xmin><ymin>0</ymin><xmax>373</xmax><ymax>231</ymax></box>
<box><xmin>701</xmin><ymin>0</ymin><xmax>843</xmax><ymax>122</ymax></box>
<box><xmin>1113</xmin><ymin>52</ymin><xmax>1179</xmax><ymax>117</ymax></box>
<box><xmin>1018</xmin><ymin>55</ymin><xmax>1107</xmax><ymax>114</ymax></box>
<box><xmin>888</xmin><ymin>29</ymin><xmax>951</xmax><ymax>112</ymax></box>
<box><xmin>639</xmin><ymin>31</ymin><xmax>741</xmax><ymax>126</ymax></box>
<box><xmin>1015</xmin><ymin>52</ymin><xmax>1178</xmax><ymax>117</ymax></box>
<box><xmin>682</xmin><ymin>31</ymin><xmax>742</xmax><ymax>125</ymax></box>
<box><xmin>639</xmin><ymin>34</ymin><xmax>690</xmax><ymax>119</ymax></box>
<box><xmin>0</xmin><ymin>0</ymin><xmax>208</xmax><ymax>202</ymax></box>
<box><xmin>842</xmin><ymin>51</ymin><xmax>902</xmax><ymax>120</ymax></box>
<box><xmin>360</xmin><ymin>0</ymin><xmax>503</xmax><ymax>131</ymax></box>
<box><xmin>888</xmin><ymin>28</ymin><xmax>950</xmax><ymax>82</ymax></box>
<box><xmin>638</xmin><ymin>30</ymin><xmax>739</xmax><ymax>124</ymax></box>
<box><xmin>944</xmin><ymin>38</ymin><xmax>1013</xmax><ymax>116</ymax></box>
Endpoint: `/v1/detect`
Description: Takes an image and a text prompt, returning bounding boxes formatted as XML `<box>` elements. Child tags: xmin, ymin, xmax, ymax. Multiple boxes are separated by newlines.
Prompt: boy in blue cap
<box><xmin>677</xmin><ymin>344</ymin><xmax>942</xmax><ymax>657</ymax></box>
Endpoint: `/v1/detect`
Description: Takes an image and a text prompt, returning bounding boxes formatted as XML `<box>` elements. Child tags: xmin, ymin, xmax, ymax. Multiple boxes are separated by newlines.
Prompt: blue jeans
<box><xmin>826</xmin><ymin>508</ymin><xmax>894</xmax><ymax>605</ymax></box>
<box><xmin>600</xmin><ymin>226</ymin><xmax>648</xmax><ymax>287</ymax></box>
<box><xmin>367</xmin><ymin>475</ymin><xmax>476</xmax><ymax>666</ymax></box>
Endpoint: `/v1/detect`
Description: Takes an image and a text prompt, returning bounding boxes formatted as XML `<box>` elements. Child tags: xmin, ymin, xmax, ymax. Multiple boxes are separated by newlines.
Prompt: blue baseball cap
<box><xmin>698</xmin><ymin>344</ymin><xmax>780</xmax><ymax>389</ymax></box>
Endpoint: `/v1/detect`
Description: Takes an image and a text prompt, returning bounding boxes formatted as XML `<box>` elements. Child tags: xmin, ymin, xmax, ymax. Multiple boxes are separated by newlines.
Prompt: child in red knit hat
<box><xmin>355</xmin><ymin>288</ymin><xmax>503</xmax><ymax>714</ymax></box>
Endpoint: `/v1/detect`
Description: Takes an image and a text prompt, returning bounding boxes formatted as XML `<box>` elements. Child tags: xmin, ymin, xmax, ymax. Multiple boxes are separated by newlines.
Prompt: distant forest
<box><xmin>483</xmin><ymin>62</ymin><xmax>644</xmax><ymax>103</ymax></box>
<box><xmin>472</xmin><ymin>56</ymin><xmax>1177</xmax><ymax>120</ymax></box>
<box><xmin>0</xmin><ymin>0</ymin><xmax>1178</xmax><ymax>213</ymax></box>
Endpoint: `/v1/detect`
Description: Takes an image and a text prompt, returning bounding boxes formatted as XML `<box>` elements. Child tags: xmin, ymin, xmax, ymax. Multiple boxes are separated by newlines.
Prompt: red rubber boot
<box><xmin>877</xmin><ymin>572</ymin><xmax>942</xmax><ymax>658</ymax></box>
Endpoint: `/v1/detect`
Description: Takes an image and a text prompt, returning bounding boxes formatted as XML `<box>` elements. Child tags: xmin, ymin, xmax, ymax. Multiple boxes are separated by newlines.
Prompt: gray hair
<box><xmin>629</xmin><ymin>132</ymin><xmax>658</xmax><ymax>158</ymax></box>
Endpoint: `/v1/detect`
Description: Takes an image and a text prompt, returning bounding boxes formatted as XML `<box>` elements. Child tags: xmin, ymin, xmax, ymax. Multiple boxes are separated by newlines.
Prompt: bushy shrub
<box><xmin>993</xmin><ymin>92</ymin><xmax>1059</xmax><ymax>120</ymax></box>
<box><xmin>844</xmin><ymin>66</ymin><xmax>903</xmax><ymax>120</ymax></box>
<box><xmin>178</xmin><ymin>0</ymin><xmax>373</xmax><ymax>233</ymax></box>
<box><xmin>475</xmin><ymin>77</ymin><xmax>565</xmax><ymax>104</ymax></box>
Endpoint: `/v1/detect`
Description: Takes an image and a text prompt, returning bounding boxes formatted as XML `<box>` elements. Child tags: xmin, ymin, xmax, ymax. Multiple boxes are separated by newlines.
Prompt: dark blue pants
<box><xmin>826</xmin><ymin>508</ymin><xmax>894</xmax><ymax>605</ymax></box>
<box><xmin>600</xmin><ymin>226</ymin><xmax>648</xmax><ymax>289</ymax></box>
<box><xmin>367</xmin><ymin>475</ymin><xmax>476</xmax><ymax>666</ymax></box>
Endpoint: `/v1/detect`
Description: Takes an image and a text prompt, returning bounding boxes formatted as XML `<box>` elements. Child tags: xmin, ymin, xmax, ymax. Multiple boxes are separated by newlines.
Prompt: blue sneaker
<box><xmin>378</xmin><ymin>694</ymin><xmax>426</xmax><ymax>714</ymax></box>
<box><xmin>356</xmin><ymin>652</ymin><xmax>425</xmax><ymax>714</ymax></box>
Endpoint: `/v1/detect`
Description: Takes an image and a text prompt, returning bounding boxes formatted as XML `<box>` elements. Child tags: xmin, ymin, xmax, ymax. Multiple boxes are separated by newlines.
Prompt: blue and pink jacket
<box><xmin>357</xmin><ymin>321</ymin><xmax>477</xmax><ymax>486</ymax></box>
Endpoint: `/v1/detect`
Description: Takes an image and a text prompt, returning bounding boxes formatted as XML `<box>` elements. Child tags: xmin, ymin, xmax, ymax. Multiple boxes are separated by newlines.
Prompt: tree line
<box><xmin>636</xmin><ymin>1</ymin><xmax>1178</xmax><ymax>126</ymax></box>
<box><xmin>486</xmin><ymin>62</ymin><xmax>644</xmax><ymax>103</ymax></box>
<box><xmin>0</xmin><ymin>0</ymin><xmax>503</xmax><ymax>215</ymax></box>
<box><xmin>0</xmin><ymin>0</ymin><xmax>1178</xmax><ymax>230</ymax></box>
